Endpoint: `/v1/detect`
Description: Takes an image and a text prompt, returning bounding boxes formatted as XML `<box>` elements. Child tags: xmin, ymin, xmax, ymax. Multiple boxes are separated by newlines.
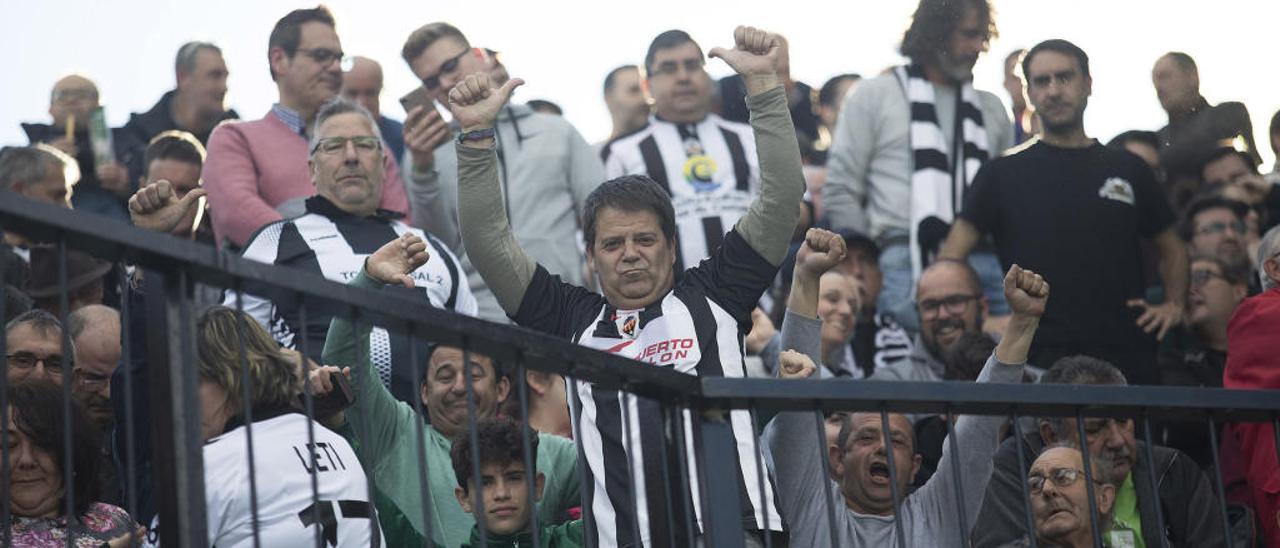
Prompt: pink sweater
<box><xmin>203</xmin><ymin>112</ymin><xmax>409</xmax><ymax>248</ymax></box>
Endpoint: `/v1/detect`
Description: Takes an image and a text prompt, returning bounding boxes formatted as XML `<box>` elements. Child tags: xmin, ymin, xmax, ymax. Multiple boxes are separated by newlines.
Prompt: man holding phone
<box><xmin>399</xmin><ymin>22</ymin><xmax>603</xmax><ymax>323</ymax></box>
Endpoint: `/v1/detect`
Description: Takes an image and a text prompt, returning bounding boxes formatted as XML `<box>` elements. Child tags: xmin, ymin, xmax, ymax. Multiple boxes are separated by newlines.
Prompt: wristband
<box><xmin>457</xmin><ymin>128</ymin><xmax>496</xmax><ymax>143</ymax></box>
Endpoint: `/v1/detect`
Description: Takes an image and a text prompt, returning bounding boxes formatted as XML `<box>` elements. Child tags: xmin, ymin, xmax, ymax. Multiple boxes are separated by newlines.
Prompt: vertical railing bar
<box><xmin>943</xmin><ymin>407</ymin><xmax>971</xmax><ymax>548</ymax></box>
<box><xmin>747</xmin><ymin>405</ymin><xmax>771</xmax><ymax>548</ymax></box>
<box><xmin>352</xmin><ymin>310</ymin><xmax>382</xmax><ymax>546</ymax></box>
<box><xmin>1272</xmin><ymin>414</ymin><xmax>1280</xmax><ymax>471</ymax></box>
<box><xmin>1010</xmin><ymin>410</ymin><xmax>1037</xmax><ymax>548</ymax></box>
<box><xmin>671</xmin><ymin>401</ymin><xmax>698</xmax><ymax>547</ymax></box>
<box><xmin>513</xmin><ymin>355</ymin><xmax>542</xmax><ymax>548</ymax></box>
<box><xmin>231</xmin><ymin>286</ymin><xmax>263</xmax><ymax>548</ymax></box>
<box><xmin>57</xmin><ymin>236</ymin><xmax>76</xmax><ymax>548</ymax></box>
<box><xmin>295</xmin><ymin>296</ymin><xmax>323</xmax><ymax>548</ymax></box>
<box><xmin>461</xmin><ymin>344</ymin><xmax>489</xmax><ymax>546</ymax></box>
<box><xmin>1074</xmin><ymin>409</ymin><xmax>1104</xmax><ymax>548</ymax></box>
<box><xmin>1205</xmin><ymin>414</ymin><xmax>1234</xmax><ymax>548</ymax></box>
<box><xmin>405</xmin><ymin>320</ymin><xmax>436</xmax><ymax>546</ymax></box>
<box><xmin>657</xmin><ymin>402</ymin><xmax>680</xmax><ymax>548</ymax></box>
<box><xmin>567</xmin><ymin>368</ymin><xmax>598</xmax><ymax>548</ymax></box>
<box><xmin>879</xmin><ymin>407</ymin><xmax>907</xmax><ymax>548</ymax></box>
<box><xmin>617</xmin><ymin>387</ymin><xmax>645</xmax><ymax>545</ymax></box>
<box><xmin>0</xmin><ymin>242</ymin><xmax>11</xmax><ymax>546</ymax></box>
<box><xmin>1139</xmin><ymin>412</ymin><xmax>1169</xmax><ymax>548</ymax></box>
<box><xmin>118</xmin><ymin>263</ymin><xmax>139</xmax><ymax>518</ymax></box>
<box><xmin>815</xmin><ymin>410</ymin><xmax>841</xmax><ymax>547</ymax></box>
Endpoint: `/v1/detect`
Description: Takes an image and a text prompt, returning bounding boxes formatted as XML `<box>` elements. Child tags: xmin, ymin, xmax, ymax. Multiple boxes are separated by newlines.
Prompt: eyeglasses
<box><xmin>296</xmin><ymin>47</ymin><xmax>353</xmax><ymax>71</ymax></box>
<box><xmin>918</xmin><ymin>294</ymin><xmax>980</xmax><ymax>319</ymax></box>
<box><xmin>310</xmin><ymin>136</ymin><xmax>382</xmax><ymax>156</ymax></box>
<box><xmin>422</xmin><ymin>48</ymin><xmax>472</xmax><ymax>91</ymax></box>
<box><xmin>1191</xmin><ymin>269</ymin><xmax>1229</xmax><ymax>288</ymax></box>
<box><xmin>649</xmin><ymin>57</ymin><xmax>706</xmax><ymax>77</ymax></box>
<box><xmin>74</xmin><ymin>369</ymin><xmax>111</xmax><ymax>390</ymax></box>
<box><xmin>6</xmin><ymin>352</ymin><xmax>67</xmax><ymax>377</ymax></box>
<box><xmin>1027</xmin><ymin>467</ymin><xmax>1103</xmax><ymax>494</ymax></box>
<box><xmin>1195</xmin><ymin>220</ymin><xmax>1245</xmax><ymax>237</ymax></box>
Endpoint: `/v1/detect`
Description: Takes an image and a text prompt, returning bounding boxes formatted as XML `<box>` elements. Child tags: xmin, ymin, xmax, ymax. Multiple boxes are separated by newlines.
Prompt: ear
<box><xmin>1039</xmin><ymin>420</ymin><xmax>1059</xmax><ymax>445</ymax></box>
<box><xmin>455</xmin><ymin>486</ymin><xmax>473</xmax><ymax>514</ymax></box>
<box><xmin>910</xmin><ymin>454</ymin><xmax>923</xmax><ymax>480</ymax></box>
<box><xmin>269</xmin><ymin>47</ymin><xmax>290</xmax><ymax>81</ymax></box>
<box><xmin>828</xmin><ymin>444</ymin><xmax>845</xmax><ymax>478</ymax></box>
<box><xmin>667</xmin><ymin>237</ymin><xmax>679</xmax><ymax>267</ymax></box>
<box><xmin>534</xmin><ymin>472</ymin><xmax>546</xmax><ymax>502</ymax></box>
<box><xmin>525</xmin><ymin>370</ymin><xmax>550</xmax><ymax>396</ymax></box>
<box><xmin>308</xmin><ymin>157</ymin><xmax>318</xmax><ymax>185</ymax></box>
<box><xmin>641</xmin><ymin>77</ymin><xmax>654</xmax><ymax>106</ymax></box>
<box><xmin>420</xmin><ymin>380</ymin><xmax>431</xmax><ymax>409</ymax></box>
<box><xmin>978</xmin><ymin>295</ymin><xmax>990</xmax><ymax>324</ymax></box>
<box><xmin>1096</xmin><ymin>482</ymin><xmax>1116</xmax><ymax>516</ymax></box>
<box><xmin>495</xmin><ymin>374</ymin><xmax>511</xmax><ymax>405</ymax></box>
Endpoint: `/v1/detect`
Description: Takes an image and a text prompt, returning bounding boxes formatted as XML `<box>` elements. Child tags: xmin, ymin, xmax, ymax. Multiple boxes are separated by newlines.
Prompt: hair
<box><xmin>1004</xmin><ymin>48</ymin><xmax>1026</xmax><ymax>67</ymax></box>
<box><xmin>644</xmin><ymin>30</ymin><xmax>701</xmax><ymax>74</ymax></box>
<box><xmin>1038</xmin><ymin>355</ymin><xmax>1126</xmax><ymax>436</ymax></box>
<box><xmin>196</xmin><ymin>306</ymin><xmax>300</xmax><ymax>411</ymax></box>
<box><xmin>581</xmin><ymin>175</ymin><xmax>677</xmax><ymax>252</ymax></box>
<box><xmin>5</xmin><ymin>308</ymin><xmax>62</xmax><ymax>338</ymax></box>
<box><xmin>526</xmin><ymin>99</ymin><xmax>563</xmax><ymax>116</ymax></box>
<box><xmin>899</xmin><ymin>0</ymin><xmax>997</xmax><ymax>63</ymax></box>
<box><xmin>1106</xmin><ymin>130</ymin><xmax>1159</xmax><ymax>152</ymax></box>
<box><xmin>1022</xmin><ymin>38</ymin><xmax>1090</xmax><ymax>80</ymax></box>
<box><xmin>0</xmin><ymin>146</ymin><xmax>61</xmax><ymax>191</ymax></box>
<box><xmin>1259</xmin><ymin>225</ymin><xmax>1280</xmax><ymax>290</ymax></box>
<box><xmin>267</xmin><ymin>5</ymin><xmax>337</xmax><ymax>81</ymax></box>
<box><xmin>1180</xmin><ymin>195</ymin><xmax>1248</xmax><ymax>241</ymax></box>
<box><xmin>419</xmin><ymin>344</ymin><xmax>508</xmax><ymax>386</ymax></box>
<box><xmin>603</xmin><ymin>64</ymin><xmax>639</xmax><ymax>96</ymax></box>
<box><xmin>1161</xmin><ymin>51</ymin><xmax>1198</xmax><ymax>74</ymax></box>
<box><xmin>308</xmin><ymin>98</ymin><xmax>380</xmax><ymax>157</ymax></box>
<box><xmin>841</xmin><ymin>232</ymin><xmax>881</xmax><ymax>263</ymax></box>
<box><xmin>143</xmin><ymin>131</ymin><xmax>206</xmax><ymax>178</ymax></box>
<box><xmin>66</xmin><ymin>304</ymin><xmax>117</xmax><ymax>343</ymax></box>
<box><xmin>1189</xmin><ymin>252</ymin><xmax>1251</xmax><ymax>287</ymax></box>
<box><xmin>401</xmin><ymin>22</ymin><xmax>469</xmax><ymax>66</ymax></box>
<box><xmin>918</xmin><ymin>258</ymin><xmax>982</xmax><ymax>297</ymax></box>
<box><xmin>818</xmin><ymin>74</ymin><xmax>862</xmax><ymax>108</ymax></box>
<box><xmin>450</xmin><ymin>416</ymin><xmax>539</xmax><ymax>492</ymax></box>
<box><xmin>7</xmin><ymin>379</ymin><xmax>103</xmax><ymax>517</ymax></box>
<box><xmin>175</xmin><ymin>41</ymin><xmax>222</xmax><ymax>76</ymax></box>
<box><xmin>1201</xmin><ymin>146</ymin><xmax>1259</xmax><ymax>176</ymax></box>
<box><xmin>1270</xmin><ymin>109</ymin><xmax>1280</xmax><ymax>145</ymax></box>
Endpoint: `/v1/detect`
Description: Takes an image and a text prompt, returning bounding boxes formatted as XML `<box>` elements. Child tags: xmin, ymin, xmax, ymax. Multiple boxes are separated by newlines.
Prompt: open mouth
<box><xmin>868</xmin><ymin>462</ymin><xmax>891</xmax><ymax>483</ymax></box>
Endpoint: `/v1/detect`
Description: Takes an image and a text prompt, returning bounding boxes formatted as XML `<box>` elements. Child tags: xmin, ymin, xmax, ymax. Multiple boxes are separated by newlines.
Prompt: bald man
<box><xmin>21</xmin><ymin>74</ymin><xmax>142</xmax><ymax>222</ymax></box>
<box><xmin>342</xmin><ymin>56</ymin><xmax>405</xmax><ymax>163</ymax></box>
<box><xmin>68</xmin><ymin>304</ymin><xmax>121</xmax><ymax>431</ymax></box>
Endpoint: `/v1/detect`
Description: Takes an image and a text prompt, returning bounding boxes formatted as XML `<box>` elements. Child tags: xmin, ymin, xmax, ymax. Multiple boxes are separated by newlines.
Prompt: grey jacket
<box><xmin>765</xmin><ymin>314</ymin><xmax>1025</xmax><ymax>547</ymax></box>
<box><xmin>405</xmin><ymin>104</ymin><xmax>603</xmax><ymax>322</ymax></box>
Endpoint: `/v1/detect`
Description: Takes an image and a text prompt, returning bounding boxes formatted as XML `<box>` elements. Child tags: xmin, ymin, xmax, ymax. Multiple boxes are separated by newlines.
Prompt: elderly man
<box><xmin>125</xmin><ymin>41</ymin><xmax>238</xmax><ymax>147</ymax></box>
<box><xmin>203</xmin><ymin>6</ymin><xmax>408</xmax><ymax>249</ymax></box>
<box><xmin>231</xmin><ymin>99</ymin><xmax>474</xmax><ymax>406</ymax></box>
<box><xmin>5</xmin><ymin>310</ymin><xmax>68</xmax><ymax>385</ymax></box>
<box><xmin>453</xmin><ymin>26</ymin><xmax>800</xmax><ymax>546</ymax></box>
<box><xmin>341</xmin><ymin>56</ymin><xmax>405</xmax><ymax>163</ymax></box>
<box><xmin>67</xmin><ymin>304</ymin><xmax>120</xmax><ymax>430</ymax></box>
<box><xmin>973</xmin><ymin>355</ymin><xmax>1224</xmax><ymax>547</ymax></box>
<box><xmin>1000</xmin><ymin>445</ymin><xmax>1117</xmax><ymax>548</ymax></box>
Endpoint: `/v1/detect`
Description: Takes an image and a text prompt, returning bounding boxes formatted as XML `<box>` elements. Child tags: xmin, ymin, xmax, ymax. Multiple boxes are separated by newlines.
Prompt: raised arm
<box><xmin>709</xmin><ymin>27</ymin><xmax>807</xmax><ymax>267</ymax></box>
<box><xmin>450</xmin><ymin>74</ymin><xmax>538</xmax><ymax>314</ymax></box>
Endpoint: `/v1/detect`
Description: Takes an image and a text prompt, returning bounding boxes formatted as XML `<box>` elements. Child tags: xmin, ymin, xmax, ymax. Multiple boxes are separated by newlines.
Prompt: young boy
<box><xmin>450</xmin><ymin>417</ymin><xmax>584</xmax><ymax>547</ymax></box>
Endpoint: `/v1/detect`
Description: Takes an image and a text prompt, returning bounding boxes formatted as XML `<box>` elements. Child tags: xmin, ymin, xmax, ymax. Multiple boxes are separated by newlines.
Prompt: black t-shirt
<box><xmin>960</xmin><ymin>140</ymin><xmax>1176</xmax><ymax>348</ymax></box>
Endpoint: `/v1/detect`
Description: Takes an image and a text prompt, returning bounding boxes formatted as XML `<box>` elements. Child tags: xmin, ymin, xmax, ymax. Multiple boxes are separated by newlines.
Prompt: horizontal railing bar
<box><xmin>0</xmin><ymin>191</ymin><xmax>698</xmax><ymax>399</ymax></box>
<box><xmin>699</xmin><ymin>378</ymin><xmax>1280</xmax><ymax>421</ymax></box>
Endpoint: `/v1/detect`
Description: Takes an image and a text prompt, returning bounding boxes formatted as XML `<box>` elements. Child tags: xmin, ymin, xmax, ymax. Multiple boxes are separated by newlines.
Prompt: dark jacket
<box><xmin>22</xmin><ymin>122</ymin><xmax>141</xmax><ymax>222</ymax></box>
<box><xmin>124</xmin><ymin>89</ymin><xmax>239</xmax><ymax>146</ymax></box>
<box><xmin>972</xmin><ymin>432</ymin><xmax>1226</xmax><ymax>548</ymax></box>
<box><xmin>1156</xmin><ymin>98</ymin><xmax>1258</xmax><ymax>208</ymax></box>
<box><xmin>446</xmin><ymin>521</ymin><xmax>584</xmax><ymax>548</ymax></box>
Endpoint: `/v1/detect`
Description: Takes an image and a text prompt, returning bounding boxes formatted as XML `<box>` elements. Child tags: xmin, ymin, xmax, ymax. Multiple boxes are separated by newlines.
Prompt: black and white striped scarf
<box><xmin>894</xmin><ymin>63</ymin><xmax>990</xmax><ymax>281</ymax></box>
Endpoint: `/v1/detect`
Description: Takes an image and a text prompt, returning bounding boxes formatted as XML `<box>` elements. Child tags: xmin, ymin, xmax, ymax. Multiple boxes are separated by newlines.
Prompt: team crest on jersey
<box><xmin>1098</xmin><ymin>177</ymin><xmax>1135</xmax><ymax>206</ymax></box>
<box><xmin>615</xmin><ymin>311</ymin><xmax>639</xmax><ymax>339</ymax></box>
<box><xmin>682</xmin><ymin>138</ymin><xmax>720</xmax><ymax>191</ymax></box>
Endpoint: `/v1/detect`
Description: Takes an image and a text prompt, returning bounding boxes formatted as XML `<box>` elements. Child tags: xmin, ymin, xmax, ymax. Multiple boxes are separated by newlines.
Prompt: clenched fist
<box><xmin>1003</xmin><ymin>264</ymin><xmax>1048</xmax><ymax>318</ymax></box>
<box><xmin>778</xmin><ymin>349</ymin><xmax>817</xmax><ymax>379</ymax></box>
<box><xmin>795</xmin><ymin>228</ymin><xmax>847</xmax><ymax>280</ymax></box>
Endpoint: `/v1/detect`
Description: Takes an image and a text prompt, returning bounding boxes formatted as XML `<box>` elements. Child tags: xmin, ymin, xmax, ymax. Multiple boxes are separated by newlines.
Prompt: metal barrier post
<box><xmin>692</xmin><ymin>407</ymin><xmax>746</xmax><ymax>548</ymax></box>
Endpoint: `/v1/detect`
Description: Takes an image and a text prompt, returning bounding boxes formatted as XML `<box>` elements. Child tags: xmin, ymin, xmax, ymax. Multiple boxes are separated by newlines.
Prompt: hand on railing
<box><xmin>127</xmin><ymin>180</ymin><xmax>206</xmax><ymax>235</ymax></box>
<box><xmin>365</xmin><ymin>233</ymin><xmax>430</xmax><ymax>288</ymax></box>
<box><xmin>778</xmin><ymin>349</ymin><xmax>816</xmax><ymax>379</ymax></box>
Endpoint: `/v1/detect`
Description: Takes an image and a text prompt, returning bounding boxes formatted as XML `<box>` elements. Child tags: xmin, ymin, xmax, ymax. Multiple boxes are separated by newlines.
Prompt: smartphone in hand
<box><xmin>399</xmin><ymin>86</ymin><xmax>433</xmax><ymax>117</ymax></box>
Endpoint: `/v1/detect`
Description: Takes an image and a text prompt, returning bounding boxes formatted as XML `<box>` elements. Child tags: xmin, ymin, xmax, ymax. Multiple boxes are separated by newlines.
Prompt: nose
<box><xmin>493</xmin><ymin>479</ymin><xmax>512</xmax><ymax>501</ymax></box>
<box><xmin>621</xmin><ymin>240</ymin><xmax>641</xmax><ymax>262</ymax></box>
<box><xmin>1104</xmin><ymin>421</ymin><xmax>1127</xmax><ymax>447</ymax></box>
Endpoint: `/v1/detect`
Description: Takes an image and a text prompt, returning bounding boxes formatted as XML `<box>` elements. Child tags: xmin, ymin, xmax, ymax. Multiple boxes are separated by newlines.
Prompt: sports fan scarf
<box><xmin>894</xmin><ymin>64</ymin><xmax>990</xmax><ymax>282</ymax></box>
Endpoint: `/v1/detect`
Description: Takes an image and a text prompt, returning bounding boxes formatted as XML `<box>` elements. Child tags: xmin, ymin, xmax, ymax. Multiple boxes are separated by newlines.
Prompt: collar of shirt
<box><xmin>304</xmin><ymin>195</ymin><xmax>404</xmax><ymax>222</ymax></box>
<box><xmin>271</xmin><ymin>103</ymin><xmax>307</xmax><ymax>137</ymax></box>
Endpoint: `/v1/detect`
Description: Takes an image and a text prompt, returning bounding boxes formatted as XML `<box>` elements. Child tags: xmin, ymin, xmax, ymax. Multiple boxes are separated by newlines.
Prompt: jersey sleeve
<box><xmin>959</xmin><ymin>159</ymin><xmax>1001</xmax><ymax>235</ymax></box>
<box><xmin>682</xmin><ymin>229</ymin><xmax>777</xmax><ymax>328</ymax></box>
<box><xmin>1130</xmin><ymin>158</ymin><xmax>1177</xmax><ymax>238</ymax></box>
<box><xmin>511</xmin><ymin>264</ymin><xmax>606</xmax><ymax>339</ymax></box>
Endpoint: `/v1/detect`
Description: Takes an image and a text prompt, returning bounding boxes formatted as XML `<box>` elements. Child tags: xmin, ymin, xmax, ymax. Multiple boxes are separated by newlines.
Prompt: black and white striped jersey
<box><xmin>601</xmin><ymin>115</ymin><xmax>760</xmax><ymax>270</ymax></box>
<box><xmin>513</xmin><ymin>229</ymin><xmax>783</xmax><ymax>547</ymax></box>
<box><xmin>231</xmin><ymin>196</ymin><xmax>476</xmax><ymax>404</ymax></box>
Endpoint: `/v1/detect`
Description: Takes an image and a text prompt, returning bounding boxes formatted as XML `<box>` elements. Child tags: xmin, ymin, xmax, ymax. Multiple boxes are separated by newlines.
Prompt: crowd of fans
<box><xmin>3</xmin><ymin>0</ymin><xmax>1280</xmax><ymax>546</ymax></box>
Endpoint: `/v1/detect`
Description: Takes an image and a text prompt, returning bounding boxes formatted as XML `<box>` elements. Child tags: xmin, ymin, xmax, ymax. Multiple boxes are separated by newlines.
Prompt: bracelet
<box><xmin>457</xmin><ymin>128</ymin><xmax>496</xmax><ymax>143</ymax></box>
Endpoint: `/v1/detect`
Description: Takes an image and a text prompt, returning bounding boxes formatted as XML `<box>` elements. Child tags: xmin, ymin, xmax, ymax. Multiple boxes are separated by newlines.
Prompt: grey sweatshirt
<box><xmin>456</xmin><ymin>85</ymin><xmax>806</xmax><ymax>314</ymax></box>
<box><xmin>405</xmin><ymin>104</ymin><xmax>603</xmax><ymax>322</ymax></box>
<box><xmin>766</xmin><ymin>312</ymin><xmax>1025</xmax><ymax>547</ymax></box>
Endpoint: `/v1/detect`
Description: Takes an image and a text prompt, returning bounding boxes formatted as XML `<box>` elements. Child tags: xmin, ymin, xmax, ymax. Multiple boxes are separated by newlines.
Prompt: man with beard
<box><xmin>823</xmin><ymin>0</ymin><xmax>1012</xmax><ymax>334</ymax></box>
<box><xmin>972</xmin><ymin>355</ymin><xmax>1224</xmax><ymax>547</ymax></box>
<box><xmin>872</xmin><ymin>259</ymin><xmax>985</xmax><ymax>383</ymax></box>
<box><xmin>941</xmin><ymin>39</ymin><xmax>1186</xmax><ymax>386</ymax></box>
<box><xmin>68</xmin><ymin>304</ymin><xmax>122</xmax><ymax>504</ymax></box>
<box><xmin>1000</xmin><ymin>445</ymin><xmax>1117</xmax><ymax>548</ymax></box>
<box><xmin>203</xmin><ymin>6</ymin><xmax>409</xmax><ymax>249</ymax></box>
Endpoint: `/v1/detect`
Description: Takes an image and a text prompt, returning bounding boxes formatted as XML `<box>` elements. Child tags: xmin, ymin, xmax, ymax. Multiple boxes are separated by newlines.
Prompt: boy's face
<box><xmin>455</xmin><ymin>460</ymin><xmax>545</xmax><ymax>536</ymax></box>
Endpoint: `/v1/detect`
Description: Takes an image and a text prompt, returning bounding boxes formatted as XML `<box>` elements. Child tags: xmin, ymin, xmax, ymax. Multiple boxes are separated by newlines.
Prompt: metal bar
<box><xmin>295</xmin><ymin>296</ymin><xmax>323</xmax><ymax>548</ymax></box>
<box><xmin>1206</xmin><ymin>415</ymin><xmax>1234</xmax><ymax>548</ymax></box>
<box><xmin>118</xmin><ymin>262</ymin><xmax>138</xmax><ymax>519</ymax></box>
<box><xmin>943</xmin><ymin>408</ymin><xmax>971</xmax><ymax>548</ymax></box>
<box><xmin>147</xmin><ymin>267</ymin><xmax>207</xmax><ymax>547</ymax></box>
<box><xmin>57</xmin><ymin>236</ymin><xmax>75</xmax><ymax>548</ymax></box>
<box><xmin>513</xmin><ymin>357</ymin><xmax>542</xmax><ymax>548</ymax></box>
<box><xmin>692</xmin><ymin>408</ymin><xmax>746</xmax><ymax>548</ymax></box>
<box><xmin>1074</xmin><ymin>410</ymin><xmax>1104</xmax><ymax>548</ymax></box>
<box><xmin>405</xmin><ymin>321</ymin><xmax>436</xmax><ymax>546</ymax></box>
<box><xmin>1010</xmin><ymin>411</ymin><xmax>1037</xmax><ymax>548</ymax></box>
<box><xmin>1139</xmin><ymin>413</ymin><xmax>1169</xmax><ymax>548</ymax></box>
<box><xmin>879</xmin><ymin>408</ymin><xmax>907</xmax><ymax>548</ymax></box>
<box><xmin>462</xmin><ymin>345</ymin><xmax>489</xmax><ymax>546</ymax></box>
<box><xmin>567</xmin><ymin>370</ymin><xmax>599</xmax><ymax>548</ymax></box>
<box><xmin>0</xmin><ymin>239</ymin><xmax>10</xmax><ymax>546</ymax></box>
<box><xmin>670</xmin><ymin>401</ymin><xmax>698</xmax><ymax>547</ymax></box>
<box><xmin>656</xmin><ymin>402</ymin><xmax>680</xmax><ymax>548</ymax></box>
<box><xmin>618</xmin><ymin>389</ymin><xmax>645</xmax><ymax>545</ymax></box>
<box><xmin>747</xmin><ymin>406</ymin><xmax>771</xmax><ymax>548</ymax></box>
<box><xmin>816</xmin><ymin>411</ymin><xmax>841</xmax><ymax>547</ymax></box>
<box><xmin>231</xmin><ymin>288</ymin><xmax>263</xmax><ymax>548</ymax></box>
<box><xmin>1273</xmin><ymin>415</ymin><xmax>1280</xmax><ymax>470</ymax></box>
<box><xmin>353</xmin><ymin>312</ymin><xmax>382</xmax><ymax>546</ymax></box>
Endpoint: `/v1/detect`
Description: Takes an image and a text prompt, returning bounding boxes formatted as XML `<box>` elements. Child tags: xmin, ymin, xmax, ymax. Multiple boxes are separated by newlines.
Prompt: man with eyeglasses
<box><xmin>973</xmin><ymin>354</ymin><xmax>1223</xmax><ymax>548</ymax></box>
<box><xmin>203</xmin><ymin>6</ymin><xmax>409</xmax><ymax>250</ymax></box>
<box><xmin>1182</xmin><ymin>195</ymin><xmax>1253</xmax><ymax>273</ymax></box>
<box><xmin>230</xmin><ymin>99</ymin><xmax>474</xmax><ymax>408</ymax></box>
<box><xmin>67</xmin><ymin>304</ymin><xmax>124</xmax><ymax>505</ymax></box>
<box><xmin>871</xmin><ymin>259</ymin><xmax>988</xmax><ymax>385</ymax></box>
<box><xmin>5</xmin><ymin>309</ymin><xmax>68</xmax><ymax>385</ymax></box>
<box><xmin>1000</xmin><ymin>445</ymin><xmax>1117</xmax><ymax>548</ymax></box>
<box><xmin>398</xmin><ymin>21</ymin><xmax>603</xmax><ymax>323</ymax></box>
<box><xmin>600</xmin><ymin>29</ymin><xmax>763</xmax><ymax>272</ymax></box>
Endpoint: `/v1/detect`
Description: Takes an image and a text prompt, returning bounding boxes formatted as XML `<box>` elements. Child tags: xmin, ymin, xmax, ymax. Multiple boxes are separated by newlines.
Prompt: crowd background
<box><xmin>1</xmin><ymin>0</ymin><xmax>1277</xmax><ymax>169</ymax></box>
